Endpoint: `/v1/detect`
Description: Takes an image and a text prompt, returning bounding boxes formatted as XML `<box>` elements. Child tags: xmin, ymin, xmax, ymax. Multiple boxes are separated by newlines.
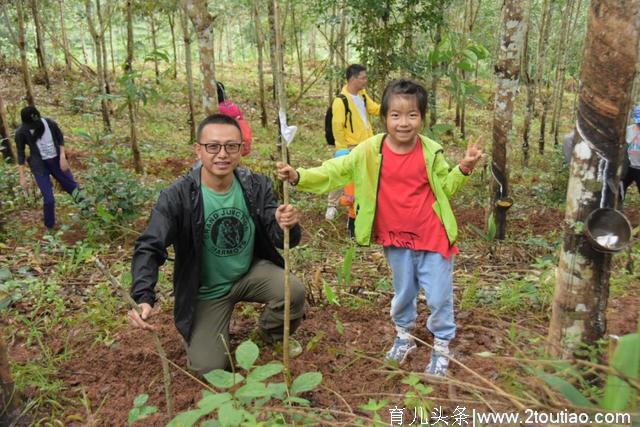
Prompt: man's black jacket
<box><xmin>15</xmin><ymin>118</ymin><xmax>64</xmax><ymax>175</ymax></box>
<box><xmin>130</xmin><ymin>166</ymin><xmax>302</xmax><ymax>341</ymax></box>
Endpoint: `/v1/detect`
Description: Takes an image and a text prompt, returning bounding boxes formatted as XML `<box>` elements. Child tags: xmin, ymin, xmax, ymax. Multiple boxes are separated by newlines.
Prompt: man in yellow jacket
<box><xmin>326</xmin><ymin>64</ymin><xmax>381</xmax><ymax>222</ymax></box>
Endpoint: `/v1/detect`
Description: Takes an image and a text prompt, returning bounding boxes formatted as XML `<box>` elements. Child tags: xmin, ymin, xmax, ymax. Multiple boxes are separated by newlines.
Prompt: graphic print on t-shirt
<box><xmin>204</xmin><ymin>207</ymin><xmax>251</xmax><ymax>257</ymax></box>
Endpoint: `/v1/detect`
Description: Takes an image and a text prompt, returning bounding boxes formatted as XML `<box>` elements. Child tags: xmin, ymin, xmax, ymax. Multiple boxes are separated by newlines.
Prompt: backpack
<box><xmin>324</xmin><ymin>94</ymin><xmax>367</xmax><ymax>146</ymax></box>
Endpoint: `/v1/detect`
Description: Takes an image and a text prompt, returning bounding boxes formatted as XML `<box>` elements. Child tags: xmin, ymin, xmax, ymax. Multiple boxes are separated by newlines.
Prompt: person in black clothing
<box><xmin>15</xmin><ymin>106</ymin><xmax>83</xmax><ymax>229</ymax></box>
<box><xmin>128</xmin><ymin>114</ymin><xmax>305</xmax><ymax>374</ymax></box>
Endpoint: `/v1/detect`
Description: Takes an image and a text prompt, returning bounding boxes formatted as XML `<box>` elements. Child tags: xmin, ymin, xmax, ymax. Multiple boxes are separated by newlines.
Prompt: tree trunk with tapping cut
<box><xmin>490</xmin><ymin>0</ymin><xmax>526</xmax><ymax>240</ymax></box>
<box><xmin>186</xmin><ymin>0</ymin><xmax>218</xmax><ymax>114</ymax></box>
<box><xmin>547</xmin><ymin>0</ymin><xmax>639</xmax><ymax>358</ymax></box>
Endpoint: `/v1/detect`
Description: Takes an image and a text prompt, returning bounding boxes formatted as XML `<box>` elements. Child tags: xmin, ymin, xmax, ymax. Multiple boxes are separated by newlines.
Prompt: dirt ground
<box><xmin>6</xmin><ymin>205</ymin><xmax>638</xmax><ymax>425</ymax></box>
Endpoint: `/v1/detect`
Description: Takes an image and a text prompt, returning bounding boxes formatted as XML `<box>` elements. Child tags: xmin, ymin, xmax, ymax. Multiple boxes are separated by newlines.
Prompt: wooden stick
<box><xmin>270</xmin><ymin>0</ymin><xmax>292</xmax><ymax>385</ymax></box>
<box><xmin>94</xmin><ymin>258</ymin><xmax>174</xmax><ymax>418</ymax></box>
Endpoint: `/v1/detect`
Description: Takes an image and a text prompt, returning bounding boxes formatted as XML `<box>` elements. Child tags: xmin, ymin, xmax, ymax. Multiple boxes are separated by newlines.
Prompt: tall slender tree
<box><xmin>30</xmin><ymin>0</ymin><xmax>51</xmax><ymax>89</ymax></box>
<box><xmin>180</xmin><ymin>0</ymin><xmax>196</xmax><ymax>142</ymax></box>
<box><xmin>490</xmin><ymin>0</ymin><xmax>527</xmax><ymax>240</ymax></box>
<box><xmin>149</xmin><ymin>11</ymin><xmax>161</xmax><ymax>84</ymax></box>
<box><xmin>547</xmin><ymin>0</ymin><xmax>639</xmax><ymax>358</ymax></box>
<box><xmin>253</xmin><ymin>0</ymin><xmax>268</xmax><ymax>127</ymax></box>
<box><xmin>125</xmin><ymin>0</ymin><xmax>143</xmax><ymax>173</ymax></box>
<box><xmin>16</xmin><ymin>0</ymin><xmax>35</xmax><ymax>106</ymax></box>
<box><xmin>0</xmin><ymin>94</ymin><xmax>15</xmax><ymax>162</ymax></box>
<box><xmin>58</xmin><ymin>0</ymin><xmax>73</xmax><ymax>73</ymax></box>
<box><xmin>85</xmin><ymin>0</ymin><xmax>111</xmax><ymax>132</ymax></box>
<box><xmin>186</xmin><ymin>0</ymin><xmax>218</xmax><ymax>114</ymax></box>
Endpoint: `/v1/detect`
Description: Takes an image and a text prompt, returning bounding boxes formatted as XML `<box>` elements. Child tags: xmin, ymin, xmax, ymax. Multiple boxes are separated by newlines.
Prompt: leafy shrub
<box><xmin>83</xmin><ymin>160</ymin><xmax>153</xmax><ymax>226</ymax></box>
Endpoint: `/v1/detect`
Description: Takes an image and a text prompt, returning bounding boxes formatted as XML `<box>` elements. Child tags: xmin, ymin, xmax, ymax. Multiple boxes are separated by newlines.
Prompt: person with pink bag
<box><xmin>216</xmin><ymin>82</ymin><xmax>252</xmax><ymax>156</ymax></box>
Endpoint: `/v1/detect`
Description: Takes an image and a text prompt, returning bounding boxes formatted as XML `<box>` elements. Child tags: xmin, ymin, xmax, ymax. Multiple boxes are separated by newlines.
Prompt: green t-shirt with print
<box><xmin>199</xmin><ymin>177</ymin><xmax>255</xmax><ymax>300</ymax></box>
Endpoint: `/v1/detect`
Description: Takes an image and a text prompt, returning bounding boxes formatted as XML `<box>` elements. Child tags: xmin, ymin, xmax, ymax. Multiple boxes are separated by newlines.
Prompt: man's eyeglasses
<box><xmin>198</xmin><ymin>142</ymin><xmax>242</xmax><ymax>154</ymax></box>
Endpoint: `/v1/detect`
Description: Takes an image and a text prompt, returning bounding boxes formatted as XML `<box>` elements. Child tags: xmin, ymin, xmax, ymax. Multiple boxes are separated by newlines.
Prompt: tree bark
<box><xmin>186</xmin><ymin>0</ymin><xmax>218</xmax><ymax>115</ymax></box>
<box><xmin>530</xmin><ymin>0</ymin><xmax>553</xmax><ymax>156</ymax></box>
<box><xmin>30</xmin><ymin>0</ymin><xmax>51</xmax><ymax>89</ymax></box>
<box><xmin>85</xmin><ymin>0</ymin><xmax>111</xmax><ymax>132</ymax></box>
<box><xmin>150</xmin><ymin>12</ymin><xmax>160</xmax><ymax>85</ymax></box>
<box><xmin>58</xmin><ymin>0</ymin><xmax>73</xmax><ymax>73</ymax></box>
<box><xmin>168</xmin><ymin>11</ymin><xmax>178</xmax><ymax>79</ymax></box>
<box><xmin>547</xmin><ymin>0</ymin><xmax>639</xmax><ymax>358</ymax></box>
<box><xmin>291</xmin><ymin>4</ymin><xmax>304</xmax><ymax>97</ymax></box>
<box><xmin>253</xmin><ymin>0</ymin><xmax>268</xmax><ymax>127</ymax></box>
<box><xmin>0</xmin><ymin>94</ymin><xmax>16</xmax><ymax>162</ymax></box>
<box><xmin>268</xmin><ymin>0</ymin><xmax>279</xmax><ymax>101</ymax></box>
<box><xmin>96</xmin><ymin>0</ymin><xmax>111</xmax><ymax>94</ymax></box>
<box><xmin>0</xmin><ymin>328</ymin><xmax>20</xmax><ymax>426</ymax></box>
<box><xmin>549</xmin><ymin>0</ymin><xmax>576</xmax><ymax>144</ymax></box>
<box><xmin>521</xmin><ymin>0</ymin><xmax>534</xmax><ymax>166</ymax></box>
<box><xmin>16</xmin><ymin>0</ymin><xmax>35</xmax><ymax>106</ymax></box>
<box><xmin>180</xmin><ymin>1</ymin><xmax>196</xmax><ymax>143</ymax></box>
<box><xmin>108</xmin><ymin>0</ymin><xmax>116</xmax><ymax>75</ymax></box>
<box><xmin>125</xmin><ymin>0</ymin><xmax>143</xmax><ymax>173</ymax></box>
<box><xmin>490</xmin><ymin>0</ymin><xmax>526</xmax><ymax>240</ymax></box>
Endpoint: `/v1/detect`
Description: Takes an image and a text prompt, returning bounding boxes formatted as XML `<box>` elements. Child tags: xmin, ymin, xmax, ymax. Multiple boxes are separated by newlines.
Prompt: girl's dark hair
<box><xmin>216</xmin><ymin>81</ymin><xmax>226</xmax><ymax>103</ymax></box>
<box><xmin>196</xmin><ymin>113</ymin><xmax>242</xmax><ymax>143</ymax></box>
<box><xmin>380</xmin><ymin>78</ymin><xmax>428</xmax><ymax>120</ymax></box>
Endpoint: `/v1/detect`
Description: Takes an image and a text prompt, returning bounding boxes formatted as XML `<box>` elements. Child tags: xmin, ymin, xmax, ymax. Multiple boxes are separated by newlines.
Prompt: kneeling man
<box><xmin>128</xmin><ymin>114</ymin><xmax>305</xmax><ymax>374</ymax></box>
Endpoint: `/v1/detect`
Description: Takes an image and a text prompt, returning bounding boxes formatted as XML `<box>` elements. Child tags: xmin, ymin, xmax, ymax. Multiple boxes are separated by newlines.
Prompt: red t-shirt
<box><xmin>373</xmin><ymin>138</ymin><xmax>458</xmax><ymax>258</ymax></box>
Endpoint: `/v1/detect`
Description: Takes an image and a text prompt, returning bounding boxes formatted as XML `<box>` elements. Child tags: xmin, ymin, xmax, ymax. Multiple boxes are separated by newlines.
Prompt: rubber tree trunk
<box><xmin>0</xmin><ymin>94</ymin><xmax>16</xmax><ymax>162</ymax></box>
<box><xmin>490</xmin><ymin>0</ymin><xmax>526</xmax><ymax>240</ymax></box>
<box><xmin>291</xmin><ymin>5</ymin><xmax>304</xmax><ymax>97</ymax></box>
<box><xmin>150</xmin><ymin>13</ymin><xmax>160</xmax><ymax>85</ymax></box>
<box><xmin>180</xmin><ymin>1</ymin><xmax>196</xmax><ymax>143</ymax></box>
<box><xmin>125</xmin><ymin>0</ymin><xmax>143</xmax><ymax>173</ymax></box>
<box><xmin>16</xmin><ymin>0</ymin><xmax>35</xmax><ymax>106</ymax></box>
<box><xmin>30</xmin><ymin>0</ymin><xmax>51</xmax><ymax>89</ymax></box>
<box><xmin>526</xmin><ymin>0</ymin><xmax>552</xmax><ymax>157</ymax></box>
<box><xmin>0</xmin><ymin>329</ymin><xmax>20</xmax><ymax>426</ymax></box>
<box><xmin>267</xmin><ymin>0</ymin><xmax>278</xmax><ymax>102</ymax></box>
<box><xmin>96</xmin><ymin>0</ymin><xmax>111</xmax><ymax>94</ymax></box>
<box><xmin>547</xmin><ymin>0</ymin><xmax>639</xmax><ymax>358</ymax></box>
<box><xmin>549</xmin><ymin>0</ymin><xmax>576</xmax><ymax>144</ymax></box>
<box><xmin>168</xmin><ymin>11</ymin><xmax>178</xmax><ymax>79</ymax></box>
<box><xmin>186</xmin><ymin>0</ymin><xmax>218</xmax><ymax>115</ymax></box>
<box><xmin>253</xmin><ymin>0</ymin><xmax>268</xmax><ymax>127</ymax></box>
<box><xmin>85</xmin><ymin>0</ymin><xmax>111</xmax><ymax>133</ymax></box>
<box><xmin>58</xmin><ymin>0</ymin><xmax>73</xmax><ymax>73</ymax></box>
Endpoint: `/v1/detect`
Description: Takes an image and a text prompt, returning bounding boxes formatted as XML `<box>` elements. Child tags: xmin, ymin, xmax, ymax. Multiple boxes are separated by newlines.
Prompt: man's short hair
<box><xmin>346</xmin><ymin>64</ymin><xmax>367</xmax><ymax>81</ymax></box>
<box><xmin>196</xmin><ymin>114</ymin><xmax>242</xmax><ymax>143</ymax></box>
<box><xmin>380</xmin><ymin>78</ymin><xmax>429</xmax><ymax>120</ymax></box>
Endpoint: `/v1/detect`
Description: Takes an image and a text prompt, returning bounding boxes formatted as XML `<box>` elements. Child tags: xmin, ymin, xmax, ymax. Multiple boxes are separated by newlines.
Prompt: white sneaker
<box><xmin>325</xmin><ymin>206</ymin><xmax>338</xmax><ymax>221</ymax></box>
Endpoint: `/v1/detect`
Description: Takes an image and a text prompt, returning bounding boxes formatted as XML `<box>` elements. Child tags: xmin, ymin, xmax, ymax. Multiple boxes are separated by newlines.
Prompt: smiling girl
<box><xmin>277</xmin><ymin>78</ymin><xmax>483</xmax><ymax>377</ymax></box>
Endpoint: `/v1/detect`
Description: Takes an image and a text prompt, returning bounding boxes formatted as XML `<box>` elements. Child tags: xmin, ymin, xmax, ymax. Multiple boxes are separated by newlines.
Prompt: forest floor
<box><xmin>2</xmin><ymin>65</ymin><xmax>640</xmax><ymax>425</ymax></box>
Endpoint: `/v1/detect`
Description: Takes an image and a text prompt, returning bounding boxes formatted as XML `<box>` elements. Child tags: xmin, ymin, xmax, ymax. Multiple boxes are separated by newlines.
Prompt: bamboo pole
<box><xmin>270</xmin><ymin>0</ymin><xmax>292</xmax><ymax>383</ymax></box>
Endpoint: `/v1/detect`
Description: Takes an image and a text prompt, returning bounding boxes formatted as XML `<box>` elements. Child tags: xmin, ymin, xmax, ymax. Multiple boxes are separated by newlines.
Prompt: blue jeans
<box><xmin>32</xmin><ymin>157</ymin><xmax>78</xmax><ymax>229</ymax></box>
<box><xmin>385</xmin><ymin>247</ymin><xmax>456</xmax><ymax>341</ymax></box>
